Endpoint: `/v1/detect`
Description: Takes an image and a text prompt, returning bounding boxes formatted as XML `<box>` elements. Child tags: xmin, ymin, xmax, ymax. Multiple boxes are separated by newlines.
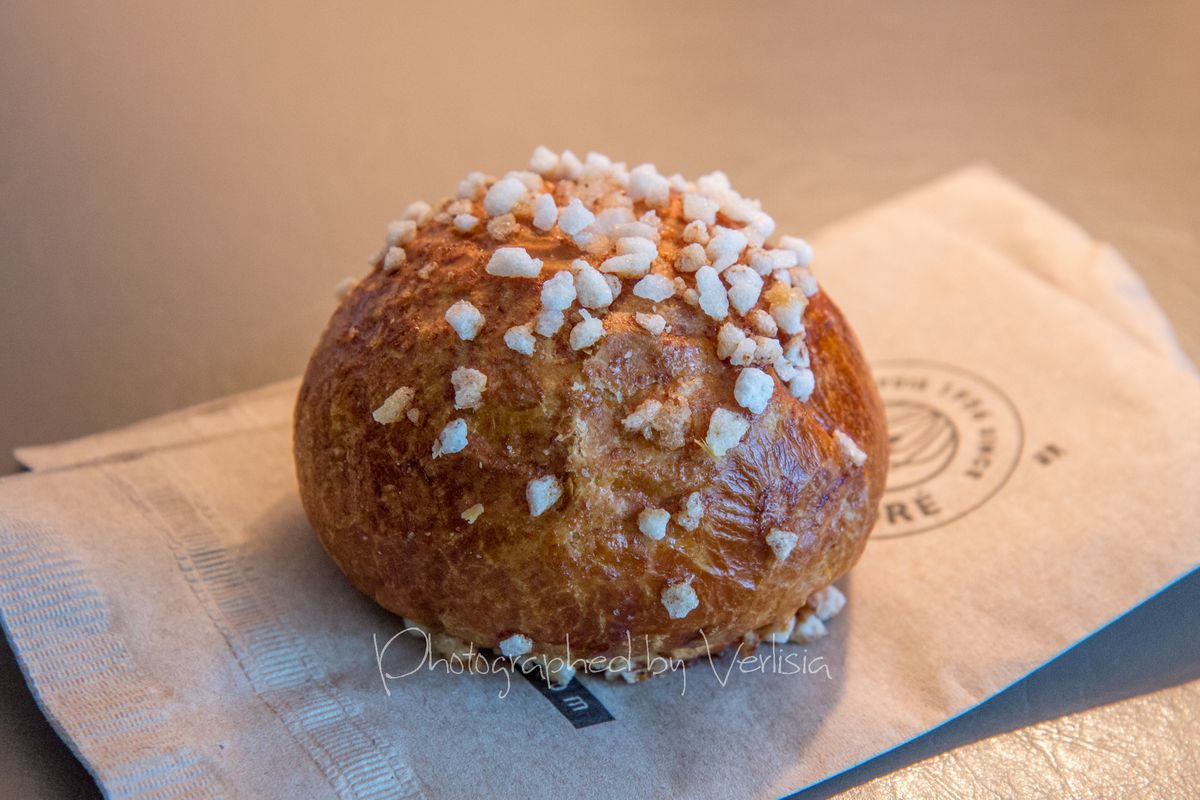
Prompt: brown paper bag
<box><xmin>2</xmin><ymin>166</ymin><xmax>1197</xmax><ymax>799</ymax></box>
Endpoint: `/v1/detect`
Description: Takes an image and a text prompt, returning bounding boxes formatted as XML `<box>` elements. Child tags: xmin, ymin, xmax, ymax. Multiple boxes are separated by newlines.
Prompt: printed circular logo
<box><xmin>873</xmin><ymin>360</ymin><xmax>1023</xmax><ymax>538</ymax></box>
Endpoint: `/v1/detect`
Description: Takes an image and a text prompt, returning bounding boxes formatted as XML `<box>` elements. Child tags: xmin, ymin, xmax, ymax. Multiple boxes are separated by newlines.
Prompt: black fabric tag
<box><xmin>520</xmin><ymin>670</ymin><xmax>615</xmax><ymax>728</ymax></box>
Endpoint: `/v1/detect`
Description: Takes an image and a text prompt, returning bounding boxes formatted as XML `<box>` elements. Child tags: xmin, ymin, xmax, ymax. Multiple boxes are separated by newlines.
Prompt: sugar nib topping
<box><xmin>367</xmin><ymin>147</ymin><xmax>829</xmax><ymax>498</ymax></box>
<box><xmin>661</xmin><ymin>580</ymin><xmax>700</xmax><ymax>619</ymax></box>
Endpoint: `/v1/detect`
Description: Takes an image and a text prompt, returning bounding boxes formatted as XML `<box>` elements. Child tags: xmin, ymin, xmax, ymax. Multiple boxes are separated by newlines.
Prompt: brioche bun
<box><xmin>294</xmin><ymin>150</ymin><xmax>887</xmax><ymax>683</ymax></box>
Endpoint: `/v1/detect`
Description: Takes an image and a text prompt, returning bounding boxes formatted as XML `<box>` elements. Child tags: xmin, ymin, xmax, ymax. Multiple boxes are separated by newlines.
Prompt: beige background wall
<box><xmin>1</xmin><ymin>2</ymin><xmax>1197</xmax><ymax>797</ymax></box>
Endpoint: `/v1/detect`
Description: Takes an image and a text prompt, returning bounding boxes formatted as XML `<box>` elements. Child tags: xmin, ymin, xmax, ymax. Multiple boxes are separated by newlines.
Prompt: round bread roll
<box><xmin>295</xmin><ymin>149</ymin><xmax>887</xmax><ymax>683</ymax></box>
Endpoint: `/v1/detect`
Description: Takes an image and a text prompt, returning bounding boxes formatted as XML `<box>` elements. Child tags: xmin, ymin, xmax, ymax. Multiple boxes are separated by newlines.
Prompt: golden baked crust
<box><xmin>294</xmin><ymin>157</ymin><xmax>887</xmax><ymax>670</ymax></box>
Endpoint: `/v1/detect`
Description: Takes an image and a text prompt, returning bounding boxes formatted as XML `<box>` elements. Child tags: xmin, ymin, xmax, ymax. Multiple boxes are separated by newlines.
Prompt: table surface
<box><xmin>2</xmin><ymin>2</ymin><xmax>1197</xmax><ymax>797</ymax></box>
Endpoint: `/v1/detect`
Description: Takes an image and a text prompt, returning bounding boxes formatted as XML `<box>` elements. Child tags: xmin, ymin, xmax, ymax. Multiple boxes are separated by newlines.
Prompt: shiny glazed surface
<box><xmin>294</xmin><ymin>203</ymin><xmax>887</xmax><ymax>658</ymax></box>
